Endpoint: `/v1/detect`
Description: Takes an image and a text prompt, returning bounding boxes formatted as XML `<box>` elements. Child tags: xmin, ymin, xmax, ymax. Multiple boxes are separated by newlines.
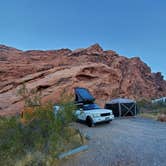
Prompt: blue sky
<box><xmin>0</xmin><ymin>0</ymin><xmax>165</xmax><ymax>78</ymax></box>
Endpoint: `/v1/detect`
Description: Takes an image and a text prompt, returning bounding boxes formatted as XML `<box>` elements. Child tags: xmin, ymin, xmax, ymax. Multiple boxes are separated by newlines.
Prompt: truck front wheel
<box><xmin>86</xmin><ymin>116</ymin><xmax>94</xmax><ymax>127</ymax></box>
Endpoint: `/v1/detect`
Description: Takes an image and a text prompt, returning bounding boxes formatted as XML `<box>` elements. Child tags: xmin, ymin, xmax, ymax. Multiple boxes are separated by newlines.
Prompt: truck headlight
<box><xmin>93</xmin><ymin>113</ymin><xmax>100</xmax><ymax>118</ymax></box>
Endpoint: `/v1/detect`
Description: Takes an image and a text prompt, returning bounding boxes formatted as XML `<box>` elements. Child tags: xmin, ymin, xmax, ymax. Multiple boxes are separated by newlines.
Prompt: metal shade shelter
<box><xmin>105</xmin><ymin>98</ymin><xmax>137</xmax><ymax>117</ymax></box>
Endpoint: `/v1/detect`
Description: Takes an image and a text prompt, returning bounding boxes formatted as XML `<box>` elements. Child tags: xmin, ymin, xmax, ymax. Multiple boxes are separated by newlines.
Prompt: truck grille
<box><xmin>101</xmin><ymin>113</ymin><xmax>110</xmax><ymax>117</ymax></box>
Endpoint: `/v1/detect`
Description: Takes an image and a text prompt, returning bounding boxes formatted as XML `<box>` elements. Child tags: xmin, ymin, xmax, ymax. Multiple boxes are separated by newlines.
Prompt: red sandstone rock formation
<box><xmin>0</xmin><ymin>43</ymin><xmax>166</xmax><ymax>115</ymax></box>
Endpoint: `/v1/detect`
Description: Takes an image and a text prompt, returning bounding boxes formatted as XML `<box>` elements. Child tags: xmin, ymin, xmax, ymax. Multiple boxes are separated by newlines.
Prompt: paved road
<box><xmin>62</xmin><ymin>117</ymin><xmax>166</xmax><ymax>166</ymax></box>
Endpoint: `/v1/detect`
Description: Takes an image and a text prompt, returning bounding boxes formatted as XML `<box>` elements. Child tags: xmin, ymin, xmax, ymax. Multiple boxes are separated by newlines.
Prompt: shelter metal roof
<box><xmin>106</xmin><ymin>98</ymin><xmax>136</xmax><ymax>104</ymax></box>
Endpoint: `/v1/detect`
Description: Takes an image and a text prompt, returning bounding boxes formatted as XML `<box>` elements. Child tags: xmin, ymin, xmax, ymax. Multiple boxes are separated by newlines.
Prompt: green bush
<box><xmin>15</xmin><ymin>151</ymin><xmax>60</xmax><ymax>166</ymax></box>
<box><xmin>137</xmin><ymin>99</ymin><xmax>166</xmax><ymax>113</ymax></box>
<box><xmin>0</xmin><ymin>86</ymin><xmax>83</xmax><ymax>166</ymax></box>
<box><xmin>137</xmin><ymin>99</ymin><xmax>166</xmax><ymax>122</ymax></box>
<box><xmin>137</xmin><ymin>99</ymin><xmax>151</xmax><ymax>109</ymax></box>
<box><xmin>0</xmin><ymin>116</ymin><xmax>23</xmax><ymax>166</ymax></box>
<box><xmin>17</xmin><ymin>84</ymin><xmax>41</xmax><ymax>107</ymax></box>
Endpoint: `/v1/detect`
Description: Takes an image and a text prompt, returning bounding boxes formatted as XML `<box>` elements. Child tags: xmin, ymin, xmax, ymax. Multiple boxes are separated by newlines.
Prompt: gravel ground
<box><xmin>62</xmin><ymin>117</ymin><xmax>166</xmax><ymax>166</ymax></box>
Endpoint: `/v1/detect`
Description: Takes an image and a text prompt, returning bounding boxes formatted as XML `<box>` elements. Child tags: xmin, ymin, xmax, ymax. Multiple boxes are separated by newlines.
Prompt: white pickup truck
<box><xmin>75</xmin><ymin>103</ymin><xmax>114</xmax><ymax>127</ymax></box>
<box><xmin>54</xmin><ymin>87</ymin><xmax>114</xmax><ymax>127</ymax></box>
<box><xmin>53</xmin><ymin>103</ymin><xmax>114</xmax><ymax>127</ymax></box>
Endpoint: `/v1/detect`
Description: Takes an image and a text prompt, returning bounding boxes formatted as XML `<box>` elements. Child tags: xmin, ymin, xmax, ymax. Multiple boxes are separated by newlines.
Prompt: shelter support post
<box><xmin>118</xmin><ymin>102</ymin><xmax>121</xmax><ymax>117</ymax></box>
<box><xmin>134</xmin><ymin>104</ymin><xmax>136</xmax><ymax>116</ymax></box>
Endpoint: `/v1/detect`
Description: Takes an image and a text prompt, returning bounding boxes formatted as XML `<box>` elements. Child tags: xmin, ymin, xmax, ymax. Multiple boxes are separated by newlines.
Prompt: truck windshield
<box><xmin>83</xmin><ymin>104</ymin><xmax>101</xmax><ymax>110</ymax></box>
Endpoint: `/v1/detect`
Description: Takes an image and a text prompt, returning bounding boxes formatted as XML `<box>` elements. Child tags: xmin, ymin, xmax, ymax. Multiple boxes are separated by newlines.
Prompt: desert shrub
<box><xmin>157</xmin><ymin>114</ymin><xmax>166</xmax><ymax>122</ymax></box>
<box><xmin>17</xmin><ymin>84</ymin><xmax>41</xmax><ymax>107</ymax></box>
<box><xmin>0</xmin><ymin>85</ymin><xmax>83</xmax><ymax>165</ymax></box>
<box><xmin>137</xmin><ymin>99</ymin><xmax>151</xmax><ymax>109</ymax></box>
<box><xmin>15</xmin><ymin>151</ymin><xmax>60</xmax><ymax>166</ymax></box>
<box><xmin>151</xmin><ymin>102</ymin><xmax>166</xmax><ymax>111</ymax></box>
<box><xmin>138</xmin><ymin>99</ymin><xmax>166</xmax><ymax>122</ymax></box>
<box><xmin>0</xmin><ymin>116</ymin><xmax>24</xmax><ymax>166</ymax></box>
<box><xmin>137</xmin><ymin>99</ymin><xmax>166</xmax><ymax>113</ymax></box>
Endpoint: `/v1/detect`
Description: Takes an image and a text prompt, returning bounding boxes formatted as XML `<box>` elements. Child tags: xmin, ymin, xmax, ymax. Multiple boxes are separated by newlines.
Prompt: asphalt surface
<box><xmin>62</xmin><ymin>117</ymin><xmax>166</xmax><ymax>166</ymax></box>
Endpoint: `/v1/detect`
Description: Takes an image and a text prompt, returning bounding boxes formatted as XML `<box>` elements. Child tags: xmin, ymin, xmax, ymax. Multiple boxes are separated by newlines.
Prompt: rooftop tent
<box><xmin>75</xmin><ymin>87</ymin><xmax>95</xmax><ymax>104</ymax></box>
<box><xmin>105</xmin><ymin>98</ymin><xmax>137</xmax><ymax>117</ymax></box>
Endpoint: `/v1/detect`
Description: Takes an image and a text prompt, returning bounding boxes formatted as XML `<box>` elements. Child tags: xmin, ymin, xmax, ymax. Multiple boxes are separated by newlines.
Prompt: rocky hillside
<box><xmin>0</xmin><ymin>43</ymin><xmax>166</xmax><ymax>115</ymax></box>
